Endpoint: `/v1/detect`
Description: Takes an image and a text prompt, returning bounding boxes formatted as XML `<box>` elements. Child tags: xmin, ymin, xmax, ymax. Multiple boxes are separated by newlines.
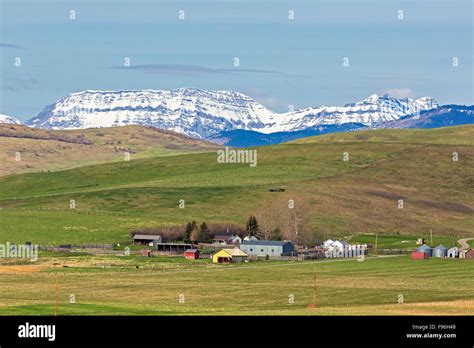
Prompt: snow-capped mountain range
<box><xmin>25</xmin><ymin>88</ymin><xmax>439</xmax><ymax>139</ymax></box>
<box><xmin>0</xmin><ymin>113</ymin><xmax>22</xmax><ymax>125</ymax></box>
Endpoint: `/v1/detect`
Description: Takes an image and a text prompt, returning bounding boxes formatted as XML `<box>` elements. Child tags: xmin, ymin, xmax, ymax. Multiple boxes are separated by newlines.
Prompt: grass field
<box><xmin>0</xmin><ymin>254</ymin><xmax>472</xmax><ymax>315</ymax></box>
<box><xmin>0</xmin><ymin>126</ymin><xmax>473</xmax><ymax>316</ymax></box>
<box><xmin>0</xmin><ymin>126</ymin><xmax>472</xmax><ymax>245</ymax></box>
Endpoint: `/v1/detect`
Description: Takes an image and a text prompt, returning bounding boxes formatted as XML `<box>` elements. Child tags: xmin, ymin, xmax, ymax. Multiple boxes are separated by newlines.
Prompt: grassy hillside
<box><xmin>349</xmin><ymin>234</ymin><xmax>459</xmax><ymax>249</ymax></box>
<box><xmin>0</xmin><ymin>125</ymin><xmax>219</xmax><ymax>176</ymax></box>
<box><xmin>290</xmin><ymin>125</ymin><xmax>474</xmax><ymax>146</ymax></box>
<box><xmin>0</xmin><ymin>126</ymin><xmax>472</xmax><ymax>245</ymax></box>
<box><xmin>0</xmin><ymin>255</ymin><xmax>472</xmax><ymax>315</ymax></box>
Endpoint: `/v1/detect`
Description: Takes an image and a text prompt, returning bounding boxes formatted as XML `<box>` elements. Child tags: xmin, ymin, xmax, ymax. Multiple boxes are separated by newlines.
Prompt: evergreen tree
<box><xmin>271</xmin><ymin>227</ymin><xmax>283</xmax><ymax>240</ymax></box>
<box><xmin>199</xmin><ymin>222</ymin><xmax>209</xmax><ymax>242</ymax></box>
<box><xmin>246</xmin><ymin>215</ymin><xmax>260</xmax><ymax>238</ymax></box>
<box><xmin>184</xmin><ymin>222</ymin><xmax>192</xmax><ymax>243</ymax></box>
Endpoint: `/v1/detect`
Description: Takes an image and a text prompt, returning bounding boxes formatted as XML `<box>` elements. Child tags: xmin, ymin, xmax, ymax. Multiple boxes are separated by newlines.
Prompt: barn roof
<box><xmin>228</xmin><ymin>235</ymin><xmax>242</xmax><ymax>240</ymax></box>
<box><xmin>244</xmin><ymin>236</ymin><xmax>259</xmax><ymax>241</ymax></box>
<box><xmin>241</xmin><ymin>240</ymin><xmax>292</xmax><ymax>246</ymax></box>
<box><xmin>213</xmin><ymin>235</ymin><xmax>233</xmax><ymax>241</ymax></box>
<box><xmin>219</xmin><ymin>248</ymin><xmax>248</xmax><ymax>257</ymax></box>
<box><xmin>185</xmin><ymin>249</ymin><xmax>199</xmax><ymax>253</ymax></box>
<box><xmin>133</xmin><ymin>234</ymin><xmax>161</xmax><ymax>240</ymax></box>
<box><xmin>331</xmin><ymin>240</ymin><xmax>350</xmax><ymax>246</ymax></box>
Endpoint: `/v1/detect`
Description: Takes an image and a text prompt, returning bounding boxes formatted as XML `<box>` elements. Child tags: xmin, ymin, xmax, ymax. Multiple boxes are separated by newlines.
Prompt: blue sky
<box><xmin>0</xmin><ymin>0</ymin><xmax>472</xmax><ymax>121</ymax></box>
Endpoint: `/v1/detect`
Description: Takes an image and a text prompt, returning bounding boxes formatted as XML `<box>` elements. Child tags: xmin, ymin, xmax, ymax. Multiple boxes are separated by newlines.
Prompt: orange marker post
<box><xmin>308</xmin><ymin>272</ymin><xmax>316</xmax><ymax>308</ymax></box>
<box><xmin>54</xmin><ymin>275</ymin><xmax>59</xmax><ymax>316</ymax></box>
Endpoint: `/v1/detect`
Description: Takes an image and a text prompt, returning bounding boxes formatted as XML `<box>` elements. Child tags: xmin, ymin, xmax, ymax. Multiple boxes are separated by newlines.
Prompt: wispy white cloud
<box><xmin>383</xmin><ymin>88</ymin><xmax>416</xmax><ymax>99</ymax></box>
<box><xmin>0</xmin><ymin>43</ymin><xmax>22</xmax><ymax>48</ymax></box>
<box><xmin>107</xmin><ymin>64</ymin><xmax>282</xmax><ymax>75</ymax></box>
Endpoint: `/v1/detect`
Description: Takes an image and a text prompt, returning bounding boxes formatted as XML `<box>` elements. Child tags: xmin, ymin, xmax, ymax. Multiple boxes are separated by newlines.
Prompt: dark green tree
<box><xmin>199</xmin><ymin>222</ymin><xmax>210</xmax><ymax>242</ymax></box>
<box><xmin>271</xmin><ymin>227</ymin><xmax>283</xmax><ymax>240</ymax></box>
<box><xmin>246</xmin><ymin>215</ymin><xmax>260</xmax><ymax>238</ymax></box>
<box><xmin>184</xmin><ymin>222</ymin><xmax>193</xmax><ymax>243</ymax></box>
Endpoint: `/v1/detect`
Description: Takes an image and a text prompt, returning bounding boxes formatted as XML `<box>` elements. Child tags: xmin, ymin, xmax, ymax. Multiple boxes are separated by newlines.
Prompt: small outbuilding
<box><xmin>432</xmin><ymin>245</ymin><xmax>448</xmax><ymax>258</ymax></box>
<box><xmin>184</xmin><ymin>249</ymin><xmax>200</xmax><ymax>260</ymax></box>
<box><xmin>212</xmin><ymin>248</ymin><xmax>248</xmax><ymax>264</ymax></box>
<box><xmin>460</xmin><ymin>249</ymin><xmax>474</xmax><ymax>259</ymax></box>
<box><xmin>212</xmin><ymin>235</ymin><xmax>229</xmax><ymax>245</ymax></box>
<box><xmin>416</xmin><ymin>244</ymin><xmax>433</xmax><ymax>257</ymax></box>
<box><xmin>133</xmin><ymin>234</ymin><xmax>162</xmax><ymax>246</ymax></box>
<box><xmin>155</xmin><ymin>243</ymin><xmax>193</xmax><ymax>254</ymax></box>
<box><xmin>447</xmin><ymin>247</ymin><xmax>459</xmax><ymax>258</ymax></box>
<box><xmin>228</xmin><ymin>235</ymin><xmax>242</xmax><ymax>244</ymax></box>
<box><xmin>411</xmin><ymin>251</ymin><xmax>428</xmax><ymax>260</ymax></box>
<box><xmin>212</xmin><ymin>234</ymin><xmax>242</xmax><ymax>245</ymax></box>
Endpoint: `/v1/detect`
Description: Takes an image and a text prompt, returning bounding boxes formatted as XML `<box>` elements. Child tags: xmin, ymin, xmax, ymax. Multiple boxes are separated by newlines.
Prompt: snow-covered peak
<box><xmin>260</xmin><ymin>94</ymin><xmax>439</xmax><ymax>133</ymax></box>
<box><xmin>414</xmin><ymin>96</ymin><xmax>438</xmax><ymax>110</ymax></box>
<box><xmin>27</xmin><ymin>90</ymin><xmax>439</xmax><ymax>138</ymax></box>
<box><xmin>363</xmin><ymin>94</ymin><xmax>380</xmax><ymax>103</ymax></box>
<box><xmin>27</xmin><ymin>88</ymin><xmax>277</xmax><ymax>137</ymax></box>
<box><xmin>0</xmin><ymin>114</ymin><xmax>22</xmax><ymax>125</ymax></box>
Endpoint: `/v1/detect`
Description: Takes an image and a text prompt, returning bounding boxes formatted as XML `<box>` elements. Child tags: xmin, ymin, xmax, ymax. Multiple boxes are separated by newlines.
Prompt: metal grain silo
<box><xmin>433</xmin><ymin>245</ymin><xmax>448</xmax><ymax>258</ymax></box>
<box><xmin>416</xmin><ymin>244</ymin><xmax>433</xmax><ymax>257</ymax></box>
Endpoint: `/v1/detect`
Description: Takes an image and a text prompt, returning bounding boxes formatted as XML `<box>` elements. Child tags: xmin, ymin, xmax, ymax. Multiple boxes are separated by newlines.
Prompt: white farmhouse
<box><xmin>323</xmin><ymin>239</ymin><xmax>335</xmax><ymax>248</ymax></box>
<box><xmin>244</xmin><ymin>236</ymin><xmax>259</xmax><ymax>242</ymax></box>
<box><xmin>228</xmin><ymin>235</ymin><xmax>242</xmax><ymax>244</ymax></box>
<box><xmin>331</xmin><ymin>240</ymin><xmax>349</xmax><ymax>250</ymax></box>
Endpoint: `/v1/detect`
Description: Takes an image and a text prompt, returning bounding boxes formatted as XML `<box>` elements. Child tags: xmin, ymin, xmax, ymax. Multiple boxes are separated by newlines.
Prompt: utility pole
<box><xmin>430</xmin><ymin>229</ymin><xmax>433</xmax><ymax>246</ymax></box>
<box><xmin>313</xmin><ymin>273</ymin><xmax>316</xmax><ymax>307</ymax></box>
<box><xmin>54</xmin><ymin>275</ymin><xmax>59</xmax><ymax>316</ymax></box>
<box><xmin>308</xmin><ymin>271</ymin><xmax>316</xmax><ymax>308</ymax></box>
<box><xmin>375</xmin><ymin>234</ymin><xmax>378</xmax><ymax>251</ymax></box>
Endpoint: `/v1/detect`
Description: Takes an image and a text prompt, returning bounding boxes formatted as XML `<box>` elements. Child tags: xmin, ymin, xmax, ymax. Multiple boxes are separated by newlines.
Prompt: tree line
<box><xmin>131</xmin><ymin>194</ymin><xmax>311</xmax><ymax>244</ymax></box>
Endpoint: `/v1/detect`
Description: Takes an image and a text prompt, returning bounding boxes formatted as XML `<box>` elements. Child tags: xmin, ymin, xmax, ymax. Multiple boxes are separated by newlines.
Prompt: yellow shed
<box><xmin>212</xmin><ymin>247</ymin><xmax>248</xmax><ymax>264</ymax></box>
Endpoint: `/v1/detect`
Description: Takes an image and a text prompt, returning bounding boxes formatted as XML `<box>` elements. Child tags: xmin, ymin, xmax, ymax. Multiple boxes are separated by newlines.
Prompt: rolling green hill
<box><xmin>0</xmin><ymin>124</ymin><xmax>220</xmax><ymax>176</ymax></box>
<box><xmin>0</xmin><ymin>125</ymin><xmax>473</xmax><ymax>245</ymax></box>
<box><xmin>290</xmin><ymin>125</ymin><xmax>474</xmax><ymax>145</ymax></box>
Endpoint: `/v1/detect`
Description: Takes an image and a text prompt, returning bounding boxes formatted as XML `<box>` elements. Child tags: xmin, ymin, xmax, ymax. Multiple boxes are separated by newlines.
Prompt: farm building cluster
<box><xmin>132</xmin><ymin>232</ymin><xmax>473</xmax><ymax>263</ymax></box>
<box><xmin>132</xmin><ymin>233</ymin><xmax>370</xmax><ymax>263</ymax></box>
<box><xmin>411</xmin><ymin>244</ymin><xmax>474</xmax><ymax>260</ymax></box>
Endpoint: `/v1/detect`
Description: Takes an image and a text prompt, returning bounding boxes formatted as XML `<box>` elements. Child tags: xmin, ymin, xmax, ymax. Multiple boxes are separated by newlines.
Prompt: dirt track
<box><xmin>458</xmin><ymin>238</ymin><xmax>474</xmax><ymax>250</ymax></box>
